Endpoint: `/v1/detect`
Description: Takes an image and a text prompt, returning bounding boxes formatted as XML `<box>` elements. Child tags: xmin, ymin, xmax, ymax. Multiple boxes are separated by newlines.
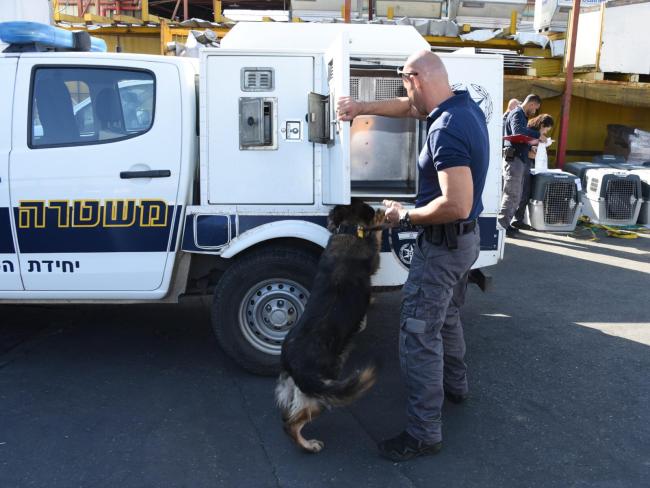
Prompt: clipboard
<box><xmin>503</xmin><ymin>134</ymin><xmax>539</xmax><ymax>145</ymax></box>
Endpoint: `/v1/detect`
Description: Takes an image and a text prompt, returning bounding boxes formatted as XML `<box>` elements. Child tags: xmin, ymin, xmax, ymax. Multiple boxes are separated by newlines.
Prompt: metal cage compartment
<box><xmin>349</xmin><ymin>69</ymin><xmax>419</xmax><ymax>198</ymax></box>
<box><xmin>527</xmin><ymin>171</ymin><xmax>582</xmax><ymax>231</ymax></box>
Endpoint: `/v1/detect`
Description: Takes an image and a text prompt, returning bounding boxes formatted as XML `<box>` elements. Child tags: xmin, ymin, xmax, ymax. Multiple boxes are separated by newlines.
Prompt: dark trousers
<box><xmin>399</xmin><ymin>226</ymin><xmax>480</xmax><ymax>444</ymax></box>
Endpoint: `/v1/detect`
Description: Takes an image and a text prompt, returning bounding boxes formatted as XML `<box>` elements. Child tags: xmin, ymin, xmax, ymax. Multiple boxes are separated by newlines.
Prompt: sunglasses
<box><xmin>396</xmin><ymin>66</ymin><xmax>418</xmax><ymax>78</ymax></box>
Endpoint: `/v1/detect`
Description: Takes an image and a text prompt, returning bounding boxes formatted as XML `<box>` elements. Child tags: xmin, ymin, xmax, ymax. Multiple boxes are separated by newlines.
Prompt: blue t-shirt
<box><xmin>416</xmin><ymin>90</ymin><xmax>489</xmax><ymax>221</ymax></box>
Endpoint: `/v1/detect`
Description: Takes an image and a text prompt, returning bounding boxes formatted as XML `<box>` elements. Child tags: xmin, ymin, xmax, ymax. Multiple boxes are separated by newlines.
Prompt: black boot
<box><xmin>445</xmin><ymin>391</ymin><xmax>468</xmax><ymax>404</ymax></box>
<box><xmin>505</xmin><ymin>226</ymin><xmax>519</xmax><ymax>238</ymax></box>
<box><xmin>377</xmin><ymin>431</ymin><xmax>442</xmax><ymax>462</ymax></box>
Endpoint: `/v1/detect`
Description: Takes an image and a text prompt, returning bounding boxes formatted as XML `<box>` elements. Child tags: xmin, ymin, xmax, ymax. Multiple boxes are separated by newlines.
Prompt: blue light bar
<box><xmin>0</xmin><ymin>21</ymin><xmax>107</xmax><ymax>52</ymax></box>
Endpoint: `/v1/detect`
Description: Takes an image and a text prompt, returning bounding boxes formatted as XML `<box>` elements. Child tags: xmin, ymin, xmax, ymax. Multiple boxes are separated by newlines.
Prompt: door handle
<box><xmin>120</xmin><ymin>170</ymin><xmax>171</xmax><ymax>179</ymax></box>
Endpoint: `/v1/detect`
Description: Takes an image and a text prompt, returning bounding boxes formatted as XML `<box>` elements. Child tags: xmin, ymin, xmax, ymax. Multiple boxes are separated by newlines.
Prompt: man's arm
<box><xmin>385</xmin><ymin>166</ymin><xmax>474</xmax><ymax>225</ymax></box>
<box><xmin>409</xmin><ymin>167</ymin><xmax>474</xmax><ymax>224</ymax></box>
<box><xmin>337</xmin><ymin>96</ymin><xmax>427</xmax><ymax>121</ymax></box>
<box><xmin>509</xmin><ymin>110</ymin><xmax>541</xmax><ymax>139</ymax></box>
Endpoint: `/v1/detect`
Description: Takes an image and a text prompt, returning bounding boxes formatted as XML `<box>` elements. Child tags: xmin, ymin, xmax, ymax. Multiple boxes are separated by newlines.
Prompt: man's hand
<box><xmin>382</xmin><ymin>199</ymin><xmax>406</xmax><ymax>227</ymax></box>
<box><xmin>337</xmin><ymin>96</ymin><xmax>362</xmax><ymax>121</ymax></box>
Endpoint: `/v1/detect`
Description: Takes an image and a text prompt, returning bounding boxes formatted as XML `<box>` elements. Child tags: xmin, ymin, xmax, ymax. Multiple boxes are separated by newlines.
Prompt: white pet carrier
<box><xmin>527</xmin><ymin>171</ymin><xmax>582</xmax><ymax>231</ymax></box>
<box><xmin>580</xmin><ymin>168</ymin><xmax>642</xmax><ymax>225</ymax></box>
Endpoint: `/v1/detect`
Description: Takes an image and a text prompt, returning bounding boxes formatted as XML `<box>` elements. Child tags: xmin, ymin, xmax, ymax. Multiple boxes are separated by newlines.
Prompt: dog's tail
<box><xmin>314</xmin><ymin>364</ymin><xmax>377</xmax><ymax>408</ymax></box>
<box><xmin>276</xmin><ymin>364</ymin><xmax>377</xmax><ymax>420</ymax></box>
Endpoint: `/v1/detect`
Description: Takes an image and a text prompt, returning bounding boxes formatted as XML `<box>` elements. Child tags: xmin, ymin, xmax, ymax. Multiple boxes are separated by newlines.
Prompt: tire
<box><xmin>212</xmin><ymin>245</ymin><xmax>319</xmax><ymax>376</ymax></box>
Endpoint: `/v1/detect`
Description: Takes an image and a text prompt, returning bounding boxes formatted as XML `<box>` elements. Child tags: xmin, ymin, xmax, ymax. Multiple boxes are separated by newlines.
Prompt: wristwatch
<box><xmin>399</xmin><ymin>211</ymin><xmax>411</xmax><ymax>227</ymax></box>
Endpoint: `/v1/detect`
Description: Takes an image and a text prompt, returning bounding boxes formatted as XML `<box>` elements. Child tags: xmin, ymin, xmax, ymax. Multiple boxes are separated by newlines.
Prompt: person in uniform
<box><xmin>499</xmin><ymin>94</ymin><xmax>546</xmax><ymax>237</ymax></box>
<box><xmin>337</xmin><ymin>50</ymin><xmax>489</xmax><ymax>462</ymax></box>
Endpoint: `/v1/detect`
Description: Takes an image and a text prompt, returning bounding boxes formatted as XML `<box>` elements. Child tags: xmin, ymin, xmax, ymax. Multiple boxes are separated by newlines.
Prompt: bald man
<box><xmin>503</xmin><ymin>98</ymin><xmax>521</xmax><ymax>127</ymax></box>
<box><xmin>338</xmin><ymin>50</ymin><xmax>488</xmax><ymax>462</ymax></box>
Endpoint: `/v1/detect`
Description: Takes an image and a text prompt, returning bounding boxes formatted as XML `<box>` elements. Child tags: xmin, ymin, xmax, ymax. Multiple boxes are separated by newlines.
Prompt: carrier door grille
<box><xmin>374</xmin><ymin>78</ymin><xmax>406</xmax><ymax>100</ymax></box>
<box><xmin>349</xmin><ymin>76</ymin><xmax>405</xmax><ymax>101</ymax></box>
<box><xmin>350</xmin><ymin>77</ymin><xmax>360</xmax><ymax>100</ymax></box>
<box><xmin>605</xmin><ymin>179</ymin><xmax>637</xmax><ymax>221</ymax></box>
<box><xmin>544</xmin><ymin>181</ymin><xmax>577</xmax><ymax>225</ymax></box>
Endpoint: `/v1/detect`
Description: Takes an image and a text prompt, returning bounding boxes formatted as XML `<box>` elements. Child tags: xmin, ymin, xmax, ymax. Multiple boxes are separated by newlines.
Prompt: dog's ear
<box><xmin>348</xmin><ymin>199</ymin><xmax>375</xmax><ymax>225</ymax></box>
<box><xmin>327</xmin><ymin>205</ymin><xmax>348</xmax><ymax>232</ymax></box>
<box><xmin>359</xmin><ymin>204</ymin><xmax>376</xmax><ymax>225</ymax></box>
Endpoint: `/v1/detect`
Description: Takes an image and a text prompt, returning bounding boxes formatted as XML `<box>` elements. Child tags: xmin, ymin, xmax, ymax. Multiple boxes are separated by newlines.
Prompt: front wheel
<box><xmin>211</xmin><ymin>246</ymin><xmax>319</xmax><ymax>375</ymax></box>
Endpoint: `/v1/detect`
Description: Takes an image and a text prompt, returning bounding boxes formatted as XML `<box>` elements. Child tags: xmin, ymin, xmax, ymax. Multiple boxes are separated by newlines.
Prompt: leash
<box><xmin>335</xmin><ymin>223</ymin><xmax>392</xmax><ymax>239</ymax></box>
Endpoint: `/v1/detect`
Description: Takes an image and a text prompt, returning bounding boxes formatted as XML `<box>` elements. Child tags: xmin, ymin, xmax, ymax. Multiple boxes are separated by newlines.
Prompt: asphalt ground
<box><xmin>1</xmin><ymin>228</ymin><xmax>649</xmax><ymax>488</ymax></box>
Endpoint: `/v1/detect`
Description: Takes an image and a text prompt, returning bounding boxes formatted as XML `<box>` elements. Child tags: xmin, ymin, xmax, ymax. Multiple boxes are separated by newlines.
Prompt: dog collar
<box><xmin>334</xmin><ymin>224</ymin><xmax>370</xmax><ymax>239</ymax></box>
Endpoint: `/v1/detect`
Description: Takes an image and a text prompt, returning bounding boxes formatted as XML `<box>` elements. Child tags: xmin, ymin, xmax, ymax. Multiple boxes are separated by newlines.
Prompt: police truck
<box><xmin>0</xmin><ymin>21</ymin><xmax>505</xmax><ymax>374</ymax></box>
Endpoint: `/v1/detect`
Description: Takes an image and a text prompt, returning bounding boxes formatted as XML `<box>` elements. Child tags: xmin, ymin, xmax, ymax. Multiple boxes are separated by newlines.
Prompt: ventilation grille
<box><xmin>350</xmin><ymin>77</ymin><xmax>360</xmax><ymax>100</ymax></box>
<box><xmin>589</xmin><ymin>177</ymin><xmax>599</xmax><ymax>193</ymax></box>
<box><xmin>543</xmin><ymin>181</ymin><xmax>578</xmax><ymax>225</ymax></box>
<box><xmin>242</xmin><ymin>68</ymin><xmax>273</xmax><ymax>91</ymax></box>
<box><xmin>605</xmin><ymin>179</ymin><xmax>638</xmax><ymax>221</ymax></box>
<box><xmin>374</xmin><ymin>78</ymin><xmax>406</xmax><ymax>100</ymax></box>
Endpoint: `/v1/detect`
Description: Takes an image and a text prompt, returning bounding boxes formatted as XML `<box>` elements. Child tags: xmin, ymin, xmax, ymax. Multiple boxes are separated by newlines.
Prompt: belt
<box><xmin>423</xmin><ymin>219</ymin><xmax>476</xmax><ymax>236</ymax></box>
<box><xmin>422</xmin><ymin>219</ymin><xmax>477</xmax><ymax>249</ymax></box>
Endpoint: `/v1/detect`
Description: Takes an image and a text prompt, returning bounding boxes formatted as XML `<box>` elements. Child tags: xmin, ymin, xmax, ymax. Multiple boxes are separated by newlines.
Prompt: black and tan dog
<box><xmin>275</xmin><ymin>200</ymin><xmax>385</xmax><ymax>453</ymax></box>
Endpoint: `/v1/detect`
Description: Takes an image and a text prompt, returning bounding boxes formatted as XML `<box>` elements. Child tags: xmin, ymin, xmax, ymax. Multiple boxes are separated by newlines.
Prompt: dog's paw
<box><xmin>305</xmin><ymin>439</ymin><xmax>325</xmax><ymax>453</ymax></box>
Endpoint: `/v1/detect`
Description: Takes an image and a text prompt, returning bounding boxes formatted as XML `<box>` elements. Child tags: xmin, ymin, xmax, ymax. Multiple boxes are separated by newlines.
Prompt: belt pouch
<box><xmin>444</xmin><ymin>223</ymin><xmax>458</xmax><ymax>250</ymax></box>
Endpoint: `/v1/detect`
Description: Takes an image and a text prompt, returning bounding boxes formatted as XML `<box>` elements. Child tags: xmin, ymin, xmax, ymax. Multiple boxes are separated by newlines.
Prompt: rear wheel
<box><xmin>212</xmin><ymin>246</ymin><xmax>319</xmax><ymax>375</ymax></box>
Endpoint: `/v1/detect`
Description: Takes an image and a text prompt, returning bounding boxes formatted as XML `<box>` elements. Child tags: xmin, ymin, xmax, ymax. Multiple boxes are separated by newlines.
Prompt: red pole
<box><xmin>344</xmin><ymin>0</ymin><xmax>351</xmax><ymax>23</ymax></box>
<box><xmin>556</xmin><ymin>0</ymin><xmax>581</xmax><ymax>169</ymax></box>
<box><xmin>183</xmin><ymin>0</ymin><xmax>189</xmax><ymax>20</ymax></box>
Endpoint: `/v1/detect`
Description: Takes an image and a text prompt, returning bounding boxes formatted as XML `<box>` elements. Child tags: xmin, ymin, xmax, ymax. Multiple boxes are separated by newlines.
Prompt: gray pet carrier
<box><xmin>624</xmin><ymin>167</ymin><xmax>650</xmax><ymax>224</ymax></box>
<box><xmin>527</xmin><ymin>171</ymin><xmax>582</xmax><ymax>231</ymax></box>
<box><xmin>564</xmin><ymin>161</ymin><xmax>610</xmax><ymax>186</ymax></box>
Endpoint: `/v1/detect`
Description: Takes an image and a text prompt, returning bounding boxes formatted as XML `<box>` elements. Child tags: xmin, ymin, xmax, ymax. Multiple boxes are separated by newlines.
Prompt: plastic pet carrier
<box><xmin>624</xmin><ymin>167</ymin><xmax>650</xmax><ymax>224</ymax></box>
<box><xmin>564</xmin><ymin>161</ymin><xmax>610</xmax><ymax>187</ymax></box>
<box><xmin>591</xmin><ymin>154</ymin><xmax>626</xmax><ymax>166</ymax></box>
<box><xmin>527</xmin><ymin>171</ymin><xmax>582</xmax><ymax>231</ymax></box>
<box><xmin>576</xmin><ymin>167</ymin><xmax>642</xmax><ymax>225</ymax></box>
<box><xmin>593</xmin><ymin>161</ymin><xmax>650</xmax><ymax>225</ymax></box>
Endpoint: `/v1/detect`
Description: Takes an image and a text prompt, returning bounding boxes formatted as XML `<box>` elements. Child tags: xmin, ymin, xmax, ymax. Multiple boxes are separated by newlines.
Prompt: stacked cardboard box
<box><xmin>605</xmin><ymin>124</ymin><xmax>650</xmax><ymax>164</ymax></box>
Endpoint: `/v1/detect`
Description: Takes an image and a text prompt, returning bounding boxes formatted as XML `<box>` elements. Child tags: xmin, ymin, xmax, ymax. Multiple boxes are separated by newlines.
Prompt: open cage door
<box><xmin>321</xmin><ymin>32</ymin><xmax>351</xmax><ymax>205</ymax></box>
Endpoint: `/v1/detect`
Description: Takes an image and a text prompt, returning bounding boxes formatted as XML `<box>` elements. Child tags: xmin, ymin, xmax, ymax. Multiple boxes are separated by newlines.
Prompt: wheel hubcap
<box><xmin>239</xmin><ymin>279</ymin><xmax>309</xmax><ymax>355</ymax></box>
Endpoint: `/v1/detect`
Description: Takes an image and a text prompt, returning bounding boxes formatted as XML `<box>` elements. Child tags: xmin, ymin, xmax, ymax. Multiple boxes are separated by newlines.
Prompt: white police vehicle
<box><xmin>0</xmin><ymin>21</ymin><xmax>505</xmax><ymax>374</ymax></box>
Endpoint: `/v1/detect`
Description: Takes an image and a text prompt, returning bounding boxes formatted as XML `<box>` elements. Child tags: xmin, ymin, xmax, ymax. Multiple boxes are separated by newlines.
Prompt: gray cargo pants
<box><xmin>497</xmin><ymin>156</ymin><xmax>530</xmax><ymax>229</ymax></box>
<box><xmin>399</xmin><ymin>225</ymin><xmax>480</xmax><ymax>444</ymax></box>
<box><xmin>514</xmin><ymin>158</ymin><xmax>533</xmax><ymax>223</ymax></box>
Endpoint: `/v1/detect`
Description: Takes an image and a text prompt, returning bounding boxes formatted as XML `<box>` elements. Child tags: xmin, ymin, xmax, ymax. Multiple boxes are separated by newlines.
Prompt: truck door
<box><xmin>204</xmin><ymin>52</ymin><xmax>315</xmax><ymax>205</ymax></box>
<box><xmin>321</xmin><ymin>33</ymin><xmax>351</xmax><ymax>205</ymax></box>
<box><xmin>9</xmin><ymin>57</ymin><xmax>183</xmax><ymax>293</ymax></box>
<box><xmin>0</xmin><ymin>58</ymin><xmax>22</xmax><ymax>291</ymax></box>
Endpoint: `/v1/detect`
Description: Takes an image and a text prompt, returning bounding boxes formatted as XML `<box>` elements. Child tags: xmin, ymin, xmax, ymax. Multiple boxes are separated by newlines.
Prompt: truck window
<box><xmin>30</xmin><ymin>67</ymin><xmax>155</xmax><ymax>148</ymax></box>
